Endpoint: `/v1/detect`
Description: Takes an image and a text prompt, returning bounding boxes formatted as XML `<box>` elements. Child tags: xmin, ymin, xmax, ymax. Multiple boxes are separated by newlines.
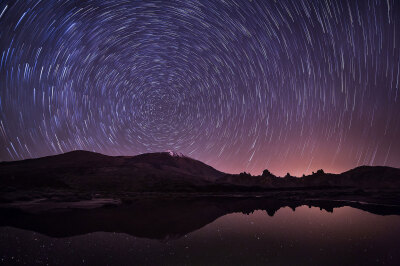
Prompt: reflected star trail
<box><xmin>0</xmin><ymin>0</ymin><xmax>399</xmax><ymax>176</ymax></box>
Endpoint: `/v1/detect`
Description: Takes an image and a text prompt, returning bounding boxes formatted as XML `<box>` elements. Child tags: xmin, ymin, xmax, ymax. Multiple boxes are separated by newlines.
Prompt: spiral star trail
<box><xmin>0</xmin><ymin>0</ymin><xmax>399</xmax><ymax>176</ymax></box>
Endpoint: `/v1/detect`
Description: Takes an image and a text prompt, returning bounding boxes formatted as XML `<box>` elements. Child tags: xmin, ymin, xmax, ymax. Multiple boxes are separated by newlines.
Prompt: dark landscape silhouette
<box><xmin>1</xmin><ymin>150</ymin><xmax>400</xmax><ymax>192</ymax></box>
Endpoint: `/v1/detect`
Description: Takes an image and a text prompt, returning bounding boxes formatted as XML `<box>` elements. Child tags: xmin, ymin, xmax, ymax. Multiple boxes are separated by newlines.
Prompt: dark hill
<box><xmin>0</xmin><ymin>150</ymin><xmax>224</xmax><ymax>191</ymax></box>
<box><xmin>1</xmin><ymin>150</ymin><xmax>399</xmax><ymax>192</ymax></box>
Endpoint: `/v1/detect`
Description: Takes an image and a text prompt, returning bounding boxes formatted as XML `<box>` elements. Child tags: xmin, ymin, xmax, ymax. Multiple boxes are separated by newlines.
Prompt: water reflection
<box><xmin>0</xmin><ymin>199</ymin><xmax>400</xmax><ymax>265</ymax></box>
<box><xmin>1</xmin><ymin>197</ymin><xmax>399</xmax><ymax>239</ymax></box>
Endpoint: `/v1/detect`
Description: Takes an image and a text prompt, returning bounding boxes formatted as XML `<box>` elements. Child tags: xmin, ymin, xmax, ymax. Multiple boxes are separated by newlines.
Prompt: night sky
<box><xmin>0</xmin><ymin>0</ymin><xmax>399</xmax><ymax>176</ymax></box>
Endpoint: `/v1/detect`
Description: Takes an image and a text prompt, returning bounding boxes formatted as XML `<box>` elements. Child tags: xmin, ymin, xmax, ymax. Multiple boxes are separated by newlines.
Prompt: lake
<box><xmin>1</xmin><ymin>205</ymin><xmax>400</xmax><ymax>265</ymax></box>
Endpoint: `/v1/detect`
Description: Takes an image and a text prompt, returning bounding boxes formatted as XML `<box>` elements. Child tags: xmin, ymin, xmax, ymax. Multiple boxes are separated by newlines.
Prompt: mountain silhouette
<box><xmin>1</xmin><ymin>150</ymin><xmax>400</xmax><ymax>192</ymax></box>
<box><xmin>0</xmin><ymin>150</ymin><xmax>226</xmax><ymax>191</ymax></box>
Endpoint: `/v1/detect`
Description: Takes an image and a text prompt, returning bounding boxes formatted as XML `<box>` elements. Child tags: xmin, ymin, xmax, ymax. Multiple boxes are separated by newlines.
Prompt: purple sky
<box><xmin>0</xmin><ymin>0</ymin><xmax>399</xmax><ymax>176</ymax></box>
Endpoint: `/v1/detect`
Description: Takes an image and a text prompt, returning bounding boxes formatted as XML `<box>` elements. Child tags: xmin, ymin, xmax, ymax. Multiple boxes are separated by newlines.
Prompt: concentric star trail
<box><xmin>0</xmin><ymin>0</ymin><xmax>399</xmax><ymax>176</ymax></box>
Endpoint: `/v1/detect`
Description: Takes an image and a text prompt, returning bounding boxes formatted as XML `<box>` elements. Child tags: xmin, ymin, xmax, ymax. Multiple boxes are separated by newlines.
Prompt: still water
<box><xmin>0</xmin><ymin>206</ymin><xmax>400</xmax><ymax>265</ymax></box>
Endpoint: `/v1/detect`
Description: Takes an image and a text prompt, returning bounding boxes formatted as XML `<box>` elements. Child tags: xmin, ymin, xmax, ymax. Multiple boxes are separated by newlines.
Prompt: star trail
<box><xmin>0</xmin><ymin>0</ymin><xmax>399</xmax><ymax>176</ymax></box>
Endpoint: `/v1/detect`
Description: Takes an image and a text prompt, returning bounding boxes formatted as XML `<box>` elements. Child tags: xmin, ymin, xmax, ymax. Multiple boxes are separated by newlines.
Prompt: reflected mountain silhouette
<box><xmin>1</xmin><ymin>197</ymin><xmax>399</xmax><ymax>240</ymax></box>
